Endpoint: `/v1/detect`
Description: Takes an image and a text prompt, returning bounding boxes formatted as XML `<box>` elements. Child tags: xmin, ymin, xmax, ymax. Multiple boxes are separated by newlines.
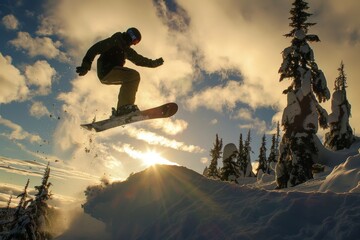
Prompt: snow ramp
<box><xmin>83</xmin><ymin>165</ymin><xmax>360</xmax><ymax>240</ymax></box>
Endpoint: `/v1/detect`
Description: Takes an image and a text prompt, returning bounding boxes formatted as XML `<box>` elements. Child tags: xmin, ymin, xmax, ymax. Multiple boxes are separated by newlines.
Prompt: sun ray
<box><xmin>113</xmin><ymin>144</ymin><xmax>178</xmax><ymax>167</ymax></box>
<box><xmin>142</xmin><ymin>150</ymin><xmax>178</xmax><ymax>167</ymax></box>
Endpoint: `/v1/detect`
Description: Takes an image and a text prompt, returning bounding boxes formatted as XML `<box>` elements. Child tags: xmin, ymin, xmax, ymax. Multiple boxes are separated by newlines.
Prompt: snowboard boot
<box><xmin>111</xmin><ymin>104</ymin><xmax>140</xmax><ymax>118</ymax></box>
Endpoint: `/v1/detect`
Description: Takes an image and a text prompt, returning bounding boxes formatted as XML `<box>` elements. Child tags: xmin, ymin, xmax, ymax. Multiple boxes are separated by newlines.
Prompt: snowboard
<box><xmin>81</xmin><ymin>102</ymin><xmax>178</xmax><ymax>132</ymax></box>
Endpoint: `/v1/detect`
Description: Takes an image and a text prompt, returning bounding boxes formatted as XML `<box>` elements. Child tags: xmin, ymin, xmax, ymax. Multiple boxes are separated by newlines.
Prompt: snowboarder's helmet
<box><xmin>126</xmin><ymin>27</ymin><xmax>141</xmax><ymax>45</ymax></box>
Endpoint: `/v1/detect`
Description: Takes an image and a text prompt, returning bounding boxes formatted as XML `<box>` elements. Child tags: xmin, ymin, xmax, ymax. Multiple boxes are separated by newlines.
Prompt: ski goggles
<box><xmin>128</xmin><ymin>29</ymin><xmax>140</xmax><ymax>45</ymax></box>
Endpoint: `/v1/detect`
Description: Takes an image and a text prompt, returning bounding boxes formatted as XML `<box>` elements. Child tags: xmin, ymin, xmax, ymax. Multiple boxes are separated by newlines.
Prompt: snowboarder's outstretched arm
<box><xmin>126</xmin><ymin>48</ymin><xmax>164</xmax><ymax>68</ymax></box>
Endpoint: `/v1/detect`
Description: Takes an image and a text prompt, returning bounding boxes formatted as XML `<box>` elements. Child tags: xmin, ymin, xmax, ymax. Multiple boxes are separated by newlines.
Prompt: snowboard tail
<box><xmin>81</xmin><ymin>102</ymin><xmax>178</xmax><ymax>132</ymax></box>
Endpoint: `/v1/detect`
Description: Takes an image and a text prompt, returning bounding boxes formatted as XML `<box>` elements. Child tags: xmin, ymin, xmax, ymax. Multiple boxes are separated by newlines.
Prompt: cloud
<box><xmin>2</xmin><ymin>14</ymin><xmax>19</xmax><ymax>30</ymax></box>
<box><xmin>0</xmin><ymin>179</ymin><xmax>83</xmax><ymax>208</ymax></box>
<box><xmin>123</xmin><ymin>126</ymin><xmax>205</xmax><ymax>153</ymax></box>
<box><xmin>0</xmin><ymin>156</ymin><xmax>100</xmax><ymax>184</ymax></box>
<box><xmin>0</xmin><ymin>115</ymin><xmax>42</xmax><ymax>143</ymax></box>
<box><xmin>186</xmin><ymin>81</ymin><xmax>240</xmax><ymax>112</ymax></box>
<box><xmin>0</xmin><ymin>53</ymin><xmax>29</xmax><ymax>103</ymax></box>
<box><xmin>238</xmin><ymin>118</ymin><xmax>267</xmax><ymax>135</ymax></box>
<box><xmin>113</xmin><ymin>144</ymin><xmax>179</xmax><ymax>166</ymax></box>
<box><xmin>9</xmin><ymin>32</ymin><xmax>68</xmax><ymax>61</ymax></box>
<box><xmin>25</xmin><ymin>60</ymin><xmax>56</xmax><ymax>95</ymax></box>
<box><xmin>233</xmin><ymin>108</ymin><xmax>253</xmax><ymax>121</ymax></box>
<box><xmin>0</xmin><ymin>56</ymin><xmax>56</xmax><ymax>104</ymax></box>
<box><xmin>231</xmin><ymin>108</ymin><xmax>268</xmax><ymax>134</ymax></box>
<box><xmin>200</xmin><ymin>157</ymin><xmax>208</xmax><ymax>164</ymax></box>
<box><xmin>0</xmin><ymin>182</ymin><xmax>24</xmax><ymax>202</ymax></box>
<box><xmin>210</xmin><ymin>119</ymin><xmax>218</xmax><ymax>125</ymax></box>
<box><xmin>186</xmin><ymin>80</ymin><xmax>275</xmax><ymax>112</ymax></box>
<box><xmin>148</xmin><ymin>118</ymin><xmax>188</xmax><ymax>135</ymax></box>
<box><xmin>29</xmin><ymin>101</ymin><xmax>50</xmax><ymax>118</ymax></box>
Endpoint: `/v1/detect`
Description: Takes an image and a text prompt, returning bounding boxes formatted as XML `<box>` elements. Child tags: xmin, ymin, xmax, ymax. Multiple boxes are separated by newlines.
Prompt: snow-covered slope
<box><xmin>75</xmin><ymin>164</ymin><xmax>360</xmax><ymax>240</ymax></box>
<box><xmin>320</xmin><ymin>153</ymin><xmax>360</xmax><ymax>193</ymax></box>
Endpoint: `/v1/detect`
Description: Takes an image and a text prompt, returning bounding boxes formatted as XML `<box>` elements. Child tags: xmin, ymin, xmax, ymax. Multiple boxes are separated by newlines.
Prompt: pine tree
<box><xmin>6</xmin><ymin>195</ymin><xmax>13</xmax><ymax>210</ymax></box>
<box><xmin>236</xmin><ymin>133</ymin><xmax>245</xmax><ymax>176</ymax></box>
<box><xmin>207</xmin><ymin>134</ymin><xmax>223</xmax><ymax>179</ymax></box>
<box><xmin>220</xmin><ymin>143</ymin><xmax>240</xmax><ymax>182</ymax></box>
<box><xmin>256</xmin><ymin>134</ymin><xmax>267</xmax><ymax>174</ymax></box>
<box><xmin>2</xmin><ymin>163</ymin><xmax>54</xmax><ymax>240</ymax></box>
<box><xmin>2</xmin><ymin>179</ymin><xmax>32</xmax><ymax>240</ymax></box>
<box><xmin>202</xmin><ymin>166</ymin><xmax>208</xmax><ymax>176</ymax></box>
<box><xmin>244</xmin><ymin>130</ymin><xmax>255</xmax><ymax>177</ymax></box>
<box><xmin>4</xmin><ymin>195</ymin><xmax>13</xmax><ymax>222</ymax></box>
<box><xmin>0</xmin><ymin>195</ymin><xmax>13</xmax><ymax>233</ymax></box>
<box><xmin>267</xmin><ymin>135</ymin><xmax>277</xmax><ymax>174</ymax></box>
<box><xmin>324</xmin><ymin>61</ymin><xmax>355</xmax><ymax>150</ymax></box>
<box><xmin>14</xmin><ymin>179</ymin><xmax>31</xmax><ymax>220</ymax></box>
<box><xmin>26</xmin><ymin>162</ymin><xmax>53</xmax><ymax>239</ymax></box>
<box><xmin>275</xmin><ymin>0</ymin><xmax>330</xmax><ymax>188</ymax></box>
<box><xmin>267</xmin><ymin>122</ymin><xmax>281</xmax><ymax>174</ymax></box>
<box><xmin>237</xmin><ymin>133</ymin><xmax>244</xmax><ymax>165</ymax></box>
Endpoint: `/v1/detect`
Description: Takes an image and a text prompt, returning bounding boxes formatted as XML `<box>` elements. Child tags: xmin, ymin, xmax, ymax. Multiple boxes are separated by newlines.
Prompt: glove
<box><xmin>152</xmin><ymin>58</ymin><xmax>164</xmax><ymax>68</ymax></box>
<box><xmin>76</xmin><ymin>61</ymin><xmax>91</xmax><ymax>76</ymax></box>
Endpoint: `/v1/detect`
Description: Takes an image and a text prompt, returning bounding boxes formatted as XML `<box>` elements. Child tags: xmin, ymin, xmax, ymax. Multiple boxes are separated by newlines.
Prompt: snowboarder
<box><xmin>76</xmin><ymin>27</ymin><xmax>164</xmax><ymax>116</ymax></box>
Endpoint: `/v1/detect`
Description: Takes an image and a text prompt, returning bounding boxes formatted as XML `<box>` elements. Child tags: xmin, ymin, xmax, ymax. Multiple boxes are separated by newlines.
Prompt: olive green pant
<box><xmin>100</xmin><ymin>67</ymin><xmax>140</xmax><ymax>110</ymax></box>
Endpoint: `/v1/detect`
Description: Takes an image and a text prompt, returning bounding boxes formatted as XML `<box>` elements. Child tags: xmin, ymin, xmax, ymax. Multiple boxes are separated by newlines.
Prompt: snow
<box><xmin>300</xmin><ymin>43</ymin><xmax>310</xmax><ymax>54</ymax></box>
<box><xmin>303</xmin><ymin>101</ymin><xmax>319</xmax><ymax>131</ymax></box>
<box><xmin>282</xmin><ymin>91</ymin><xmax>301</xmax><ymax>125</ymax></box>
<box><xmin>320</xmin><ymin>153</ymin><xmax>360</xmax><ymax>193</ymax></box>
<box><xmin>223</xmin><ymin>143</ymin><xmax>237</xmax><ymax>160</ymax></box>
<box><xmin>328</xmin><ymin>90</ymin><xmax>350</xmax><ymax>134</ymax></box>
<box><xmin>294</xmin><ymin>29</ymin><xmax>306</xmax><ymax>40</ymax></box>
<box><xmin>56</xmin><ymin>140</ymin><xmax>360</xmax><ymax>240</ymax></box>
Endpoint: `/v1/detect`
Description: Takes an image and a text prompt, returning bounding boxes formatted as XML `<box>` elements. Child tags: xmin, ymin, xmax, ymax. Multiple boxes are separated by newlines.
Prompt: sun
<box><xmin>142</xmin><ymin>150</ymin><xmax>178</xmax><ymax>167</ymax></box>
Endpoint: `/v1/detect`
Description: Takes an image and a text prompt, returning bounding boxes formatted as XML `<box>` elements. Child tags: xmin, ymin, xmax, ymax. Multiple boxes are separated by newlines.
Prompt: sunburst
<box><xmin>141</xmin><ymin>150</ymin><xmax>178</xmax><ymax>167</ymax></box>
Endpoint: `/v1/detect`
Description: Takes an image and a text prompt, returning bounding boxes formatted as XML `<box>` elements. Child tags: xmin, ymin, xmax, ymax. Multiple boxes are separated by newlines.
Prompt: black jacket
<box><xmin>82</xmin><ymin>32</ymin><xmax>157</xmax><ymax>79</ymax></box>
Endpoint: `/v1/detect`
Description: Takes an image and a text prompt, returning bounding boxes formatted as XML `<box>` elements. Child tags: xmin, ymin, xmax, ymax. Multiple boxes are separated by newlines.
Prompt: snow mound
<box><xmin>82</xmin><ymin>165</ymin><xmax>360</xmax><ymax>240</ymax></box>
<box><xmin>320</xmin><ymin>154</ymin><xmax>360</xmax><ymax>193</ymax></box>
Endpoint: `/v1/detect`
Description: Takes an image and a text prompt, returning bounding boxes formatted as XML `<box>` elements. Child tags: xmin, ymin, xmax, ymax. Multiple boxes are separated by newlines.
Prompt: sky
<box><xmin>0</xmin><ymin>0</ymin><xmax>360</xmax><ymax>203</ymax></box>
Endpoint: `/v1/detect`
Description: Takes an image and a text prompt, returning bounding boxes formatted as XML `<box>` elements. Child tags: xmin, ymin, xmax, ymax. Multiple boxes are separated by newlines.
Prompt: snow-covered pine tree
<box><xmin>244</xmin><ymin>130</ymin><xmax>255</xmax><ymax>177</ymax></box>
<box><xmin>221</xmin><ymin>143</ymin><xmax>240</xmax><ymax>182</ymax></box>
<box><xmin>1</xmin><ymin>179</ymin><xmax>32</xmax><ymax>240</ymax></box>
<box><xmin>267</xmin><ymin>135</ymin><xmax>277</xmax><ymax>174</ymax></box>
<box><xmin>207</xmin><ymin>134</ymin><xmax>223</xmax><ymax>179</ymax></box>
<box><xmin>0</xmin><ymin>195</ymin><xmax>13</xmax><ymax>233</ymax></box>
<box><xmin>4</xmin><ymin>195</ymin><xmax>13</xmax><ymax>222</ymax></box>
<box><xmin>267</xmin><ymin>122</ymin><xmax>281</xmax><ymax>174</ymax></box>
<box><xmin>237</xmin><ymin>133</ymin><xmax>244</xmax><ymax>164</ymax></box>
<box><xmin>256</xmin><ymin>134</ymin><xmax>267</xmax><ymax>174</ymax></box>
<box><xmin>6</xmin><ymin>195</ymin><xmax>12</xmax><ymax>210</ymax></box>
<box><xmin>275</xmin><ymin>0</ymin><xmax>330</xmax><ymax>188</ymax></box>
<box><xmin>324</xmin><ymin>61</ymin><xmax>355</xmax><ymax>150</ymax></box>
<box><xmin>14</xmin><ymin>179</ymin><xmax>31</xmax><ymax>220</ymax></box>
<box><xmin>26</xmin><ymin>162</ymin><xmax>53</xmax><ymax>239</ymax></box>
<box><xmin>2</xmin><ymin>163</ymin><xmax>53</xmax><ymax>240</ymax></box>
<box><xmin>236</xmin><ymin>133</ymin><xmax>245</xmax><ymax>176</ymax></box>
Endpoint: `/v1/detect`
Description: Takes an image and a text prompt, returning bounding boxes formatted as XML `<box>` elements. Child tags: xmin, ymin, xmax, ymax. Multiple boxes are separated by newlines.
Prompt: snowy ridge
<box><xmin>320</xmin><ymin>153</ymin><xmax>360</xmax><ymax>193</ymax></box>
<box><xmin>81</xmin><ymin>164</ymin><xmax>360</xmax><ymax>240</ymax></box>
